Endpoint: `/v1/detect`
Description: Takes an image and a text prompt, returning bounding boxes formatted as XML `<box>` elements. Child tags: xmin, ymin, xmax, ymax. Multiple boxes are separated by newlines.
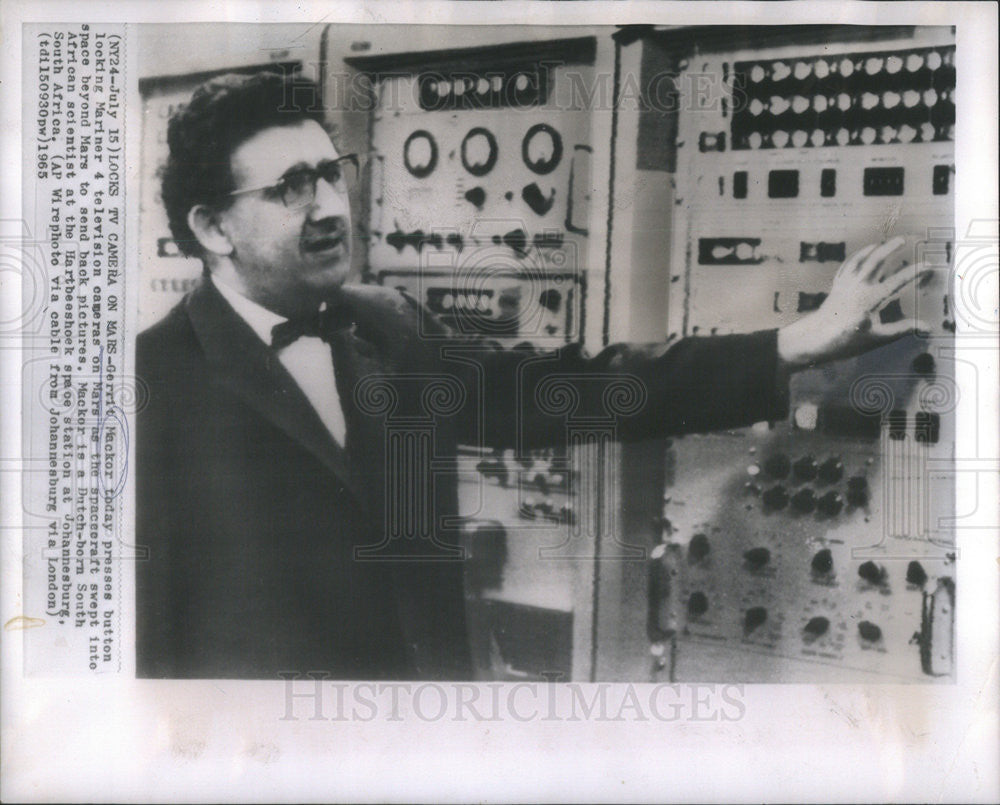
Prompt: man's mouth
<box><xmin>301</xmin><ymin>232</ymin><xmax>346</xmax><ymax>255</ymax></box>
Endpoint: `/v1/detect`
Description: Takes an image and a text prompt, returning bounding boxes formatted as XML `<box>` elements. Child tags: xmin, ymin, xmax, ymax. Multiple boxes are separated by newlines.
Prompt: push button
<box><xmin>811</xmin><ymin>548</ymin><xmax>834</xmax><ymax>575</ymax></box>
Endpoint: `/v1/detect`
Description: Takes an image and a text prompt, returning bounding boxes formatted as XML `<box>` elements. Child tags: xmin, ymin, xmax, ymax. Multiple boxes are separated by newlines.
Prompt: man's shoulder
<box><xmin>137</xmin><ymin>289</ymin><xmax>201</xmax><ymax>366</ymax></box>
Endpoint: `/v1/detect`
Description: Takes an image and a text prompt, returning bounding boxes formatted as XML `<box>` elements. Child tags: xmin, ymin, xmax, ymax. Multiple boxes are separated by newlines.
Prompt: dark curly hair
<box><xmin>160</xmin><ymin>70</ymin><xmax>327</xmax><ymax>259</ymax></box>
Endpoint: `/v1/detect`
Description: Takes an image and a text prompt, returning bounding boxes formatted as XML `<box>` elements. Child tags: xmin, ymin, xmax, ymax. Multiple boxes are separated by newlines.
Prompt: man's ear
<box><xmin>187</xmin><ymin>205</ymin><xmax>234</xmax><ymax>257</ymax></box>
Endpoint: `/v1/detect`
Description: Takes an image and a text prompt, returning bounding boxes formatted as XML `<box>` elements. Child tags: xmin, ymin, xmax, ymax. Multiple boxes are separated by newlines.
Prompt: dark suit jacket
<box><xmin>136</xmin><ymin>276</ymin><xmax>788</xmax><ymax>679</ymax></box>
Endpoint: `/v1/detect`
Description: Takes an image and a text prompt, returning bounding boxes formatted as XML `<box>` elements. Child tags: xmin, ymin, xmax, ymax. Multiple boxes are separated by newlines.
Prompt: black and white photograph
<box><xmin>2</xmin><ymin>2</ymin><xmax>997</xmax><ymax>802</ymax></box>
<box><xmin>134</xmin><ymin>22</ymin><xmax>958</xmax><ymax>684</ymax></box>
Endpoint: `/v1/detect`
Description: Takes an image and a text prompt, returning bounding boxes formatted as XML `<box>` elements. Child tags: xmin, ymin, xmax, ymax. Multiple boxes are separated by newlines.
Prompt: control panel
<box><xmin>598</xmin><ymin>25</ymin><xmax>956</xmax><ymax>683</ymax></box>
<box><xmin>340</xmin><ymin>33</ymin><xmax>608</xmax><ymax>680</ymax></box>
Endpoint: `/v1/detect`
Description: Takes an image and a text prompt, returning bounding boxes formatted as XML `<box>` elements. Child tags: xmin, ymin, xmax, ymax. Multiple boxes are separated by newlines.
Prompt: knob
<box><xmin>744</xmin><ymin>547</ymin><xmax>771</xmax><ymax>569</ymax></box>
<box><xmin>792</xmin><ymin>487</ymin><xmax>816</xmax><ymax>513</ymax></box>
<box><xmin>744</xmin><ymin>606</ymin><xmax>768</xmax><ymax>633</ymax></box>
<box><xmin>906</xmin><ymin>560</ymin><xmax>928</xmax><ymax>587</ymax></box>
<box><xmin>762</xmin><ymin>485</ymin><xmax>789</xmax><ymax>510</ymax></box>
<box><xmin>804</xmin><ymin>616</ymin><xmax>830</xmax><ymax>638</ymax></box>
<box><xmin>764</xmin><ymin>453</ymin><xmax>791</xmax><ymax>479</ymax></box>
<box><xmin>688</xmin><ymin>591</ymin><xmax>709</xmax><ymax>616</ymax></box>
<box><xmin>912</xmin><ymin>352</ymin><xmax>936</xmax><ymax>376</ymax></box>
<box><xmin>811</xmin><ymin>548</ymin><xmax>834</xmax><ymax>575</ymax></box>
<box><xmin>688</xmin><ymin>533</ymin><xmax>711</xmax><ymax>561</ymax></box>
<box><xmin>793</xmin><ymin>455</ymin><xmax>819</xmax><ymax>482</ymax></box>
<box><xmin>858</xmin><ymin>621</ymin><xmax>882</xmax><ymax>642</ymax></box>
<box><xmin>817</xmin><ymin>491</ymin><xmax>844</xmax><ymax>517</ymax></box>
<box><xmin>477</xmin><ymin>459</ymin><xmax>508</xmax><ymax>485</ymax></box>
<box><xmin>535</xmin><ymin>498</ymin><xmax>554</xmax><ymax>516</ymax></box>
<box><xmin>818</xmin><ymin>457</ymin><xmax>844</xmax><ymax>484</ymax></box>
<box><xmin>846</xmin><ymin>475</ymin><xmax>869</xmax><ymax>507</ymax></box>
<box><xmin>858</xmin><ymin>560</ymin><xmax>885</xmax><ymax>585</ymax></box>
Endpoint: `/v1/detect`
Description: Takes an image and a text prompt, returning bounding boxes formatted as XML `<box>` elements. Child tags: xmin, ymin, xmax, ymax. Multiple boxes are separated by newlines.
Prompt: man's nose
<box><xmin>310</xmin><ymin>175</ymin><xmax>350</xmax><ymax>220</ymax></box>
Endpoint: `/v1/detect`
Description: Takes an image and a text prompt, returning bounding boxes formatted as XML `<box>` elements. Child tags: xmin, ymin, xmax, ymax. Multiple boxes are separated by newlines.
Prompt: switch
<box><xmin>888</xmin><ymin>409</ymin><xmax>907</xmax><ymax>440</ymax></box>
<box><xmin>932</xmin><ymin>164</ymin><xmax>951</xmax><ymax>195</ymax></box>
<box><xmin>793</xmin><ymin>455</ymin><xmax>819</xmax><ymax>482</ymax></box>
<box><xmin>768</xmin><ymin>169</ymin><xmax>800</xmax><ymax>198</ymax></box>
<box><xmin>811</xmin><ymin>548</ymin><xmax>834</xmax><ymax>575</ymax></box>
<box><xmin>699</xmin><ymin>131</ymin><xmax>726</xmax><ymax>152</ymax></box>
<box><xmin>818</xmin><ymin>457</ymin><xmax>844</xmax><ymax>484</ymax></box>
<box><xmin>878</xmin><ymin>300</ymin><xmax>905</xmax><ymax>328</ymax></box>
<box><xmin>744</xmin><ymin>606</ymin><xmax>768</xmax><ymax>633</ymax></box>
<box><xmin>863</xmin><ymin>166</ymin><xmax>905</xmax><ymax>196</ymax></box>
<box><xmin>744</xmin><ymin>547</ymin><xmax>772</xmax><ymax>569</ymax></box>
<box><xmin>688</xmin><ymin>592</ymin><xmax>709</xmax><ymax>616</ymax></box>
<box><xmin>733</xmin><ymin>170</ymin><xmax>748</xmax><ymax>199</ymax></box>
<box><xmin>906</xmin><ymin>560</ymin><xmax>929</xmax><ymax>587</ymax></box>
<box><xmin>799</xmin><ymin>242</ymin><xmax>846</xmax><ymax>263</ymax></box>
<box><xmin>858</xmin><ymin>621</ymin><xmax>882</xmax><ymax>642</ymax></box>
<box><xmin>764</xmin><ymin>453</ymin><xmax>791</xmax><ymax>479</ymax></box>
<box><xmin>796</xmin><ymin>291</ymin><xmax>829</xmax><ymax>314</ymax></box>
<box><xmin>698</xmin><ymin>237</ymin><xmax>763</xmax><ymax>265</ymax></box>
<box><xmin>915</xmin><ymin>412</ymin><xmax>940</xmax><ymax>444</ymax></box>
<box><xmin>858</xmin><ymin>561</ymin><xmax>885</xmax><ymax>585</ymax></box>
<box><xmin>847</xmin><ymin>476</ymin><xmax>869</xmax><ymax>507</ymax></box>
<box><xmin>762</xmin><ymin>485</ymin><xmax>789</xmax><ymax>510</ymax></box>
<box><xmin>792</xmin><ymin>488</ymin><xmax>816</xmax><ymax>514</ymax></box>
<box><xmin>804</xmin><ymin>616</ymin><xmax>830</xmax><ymax>638</ymax></box>
<box><xmin>817</xmin><ymin>491</ymin><xmax>844</xmax><ymax>517</ymax></box>
<box><xmin>688</xmin><ymin>533</ymin><xmax>711</xmax><ymax>562</ymax></box>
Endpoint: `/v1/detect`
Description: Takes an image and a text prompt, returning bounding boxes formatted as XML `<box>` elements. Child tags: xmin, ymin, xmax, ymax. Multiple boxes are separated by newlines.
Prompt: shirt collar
<box><xmin>211</xmin><ymin>272</ymin><xmax>288</xmax><ymax>348</ymax></box>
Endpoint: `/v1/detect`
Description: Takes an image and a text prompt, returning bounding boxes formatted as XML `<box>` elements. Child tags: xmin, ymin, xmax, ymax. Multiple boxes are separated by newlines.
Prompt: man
<box><xmin>137</xmin><ymin>71</ymin><xmax>926</xmax><ymax>679</ymax></box>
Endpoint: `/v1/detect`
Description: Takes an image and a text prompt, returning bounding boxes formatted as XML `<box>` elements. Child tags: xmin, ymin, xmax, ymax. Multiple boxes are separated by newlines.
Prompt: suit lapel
<box><xmin>185</xmin><ymin>276</ymin><xmax>365</xmax><ymax>506</ymax></box>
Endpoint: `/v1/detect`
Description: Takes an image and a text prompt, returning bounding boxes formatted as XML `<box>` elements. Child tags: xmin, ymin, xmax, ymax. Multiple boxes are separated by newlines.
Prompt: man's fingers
<box><xmin>870</xmin><ymin>317</ymin><xmax>934</xmax><ymax>341</ymax></box>
<box><xmin>858</xmin><ymin>235</ymin><xmax>907</xmax><ymax>280</ymax></box>
<box><xmin>869</xmin><ymin>265</ymin><xmax>934</xmax><ymax>311</ymax></box>
<box><xmin>840</xmin><ymin>242</ymin><xmax>880</xmax><ymax>277</ymax></box>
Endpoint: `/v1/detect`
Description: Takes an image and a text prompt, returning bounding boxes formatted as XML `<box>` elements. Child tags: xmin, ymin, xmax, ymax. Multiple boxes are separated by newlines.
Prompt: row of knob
<box><xmin>686</xmin><ymin>599</ymin><xmax>885</xmax><ymax>642</ymax></box>
<box><xmin>735</xmin><ymin>123</ymin><xmax>952</xmax><ymax>150</ymax></box>
<box><xmin>753</xmin><ymin>485</ymin><xmax>860</xmax><ymax>514</ymax></box>
<box><xmin>687</xmin><ymin>534</ymin><xmax>930</xmax><ymax>587</ymax></box>
<box><xmin>477</xmin><ymin>459</ymin><xmax>570</xmax><ymax>491</ymax></box>
<box><xmin>518</xmin><ymin>497</ymin><xmax>575</xmax><ymax>525</ymax></box>
<box><xmin>753</xmin><ymin>453</ymin><xmax>848</xmax><ymax>483</ymax></box>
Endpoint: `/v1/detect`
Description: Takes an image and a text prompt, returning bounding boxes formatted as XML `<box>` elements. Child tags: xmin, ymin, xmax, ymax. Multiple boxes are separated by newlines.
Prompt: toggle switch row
<box><xmin>742</xmin><ymin>48</ymin><xmax>954</xmax><ymax>86</ymax></box>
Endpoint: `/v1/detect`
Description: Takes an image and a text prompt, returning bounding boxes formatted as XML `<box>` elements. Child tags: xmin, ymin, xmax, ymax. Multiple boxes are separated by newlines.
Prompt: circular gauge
<box><xmin>461</xmin><ymin>127</ymin><xmax>499</xmax><ymax>177</ymax></box>
<box><xmin>403</xmin><ymin>129</ymin><xmax>438</xmax><ymax>179</ymax></box>
<box><xmin>521</xmin><ymin>123</ymin><xmax>563</xmax><ymax>175</ymax></box>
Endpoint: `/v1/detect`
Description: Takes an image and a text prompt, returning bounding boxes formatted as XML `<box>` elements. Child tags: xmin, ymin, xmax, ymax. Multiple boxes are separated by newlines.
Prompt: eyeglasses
<box><xmin>227</xmin><ymin>153</ymin><xmax>360</xmax><ymax>209</ymax></box>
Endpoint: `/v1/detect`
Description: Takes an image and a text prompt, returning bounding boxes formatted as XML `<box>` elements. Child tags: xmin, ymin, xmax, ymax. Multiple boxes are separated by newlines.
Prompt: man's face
<box><xmin>218</xmin><ymin>119</ymin><xmax>353</xmax><ymax>313</ymax></box>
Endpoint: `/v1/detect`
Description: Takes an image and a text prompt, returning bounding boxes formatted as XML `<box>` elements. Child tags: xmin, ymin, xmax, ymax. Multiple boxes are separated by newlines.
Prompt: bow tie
<box><xmin>270</xmin><ymin>304</ymin><xmax>353</xmax><ymax>350</ymax></box>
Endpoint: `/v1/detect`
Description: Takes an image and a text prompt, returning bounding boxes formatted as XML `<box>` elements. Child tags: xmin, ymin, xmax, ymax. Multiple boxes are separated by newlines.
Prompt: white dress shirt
<box><xmin>213</xmin><ymin>275</ymin><xmax>347</xmax><ymax>447</ymax></box>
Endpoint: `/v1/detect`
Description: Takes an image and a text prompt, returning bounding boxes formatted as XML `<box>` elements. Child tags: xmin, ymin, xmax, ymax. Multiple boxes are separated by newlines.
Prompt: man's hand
<box><xmin>777</xmin><ymin>236</ymin><xmax>934</xmax><ymax>369</ymax></box>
